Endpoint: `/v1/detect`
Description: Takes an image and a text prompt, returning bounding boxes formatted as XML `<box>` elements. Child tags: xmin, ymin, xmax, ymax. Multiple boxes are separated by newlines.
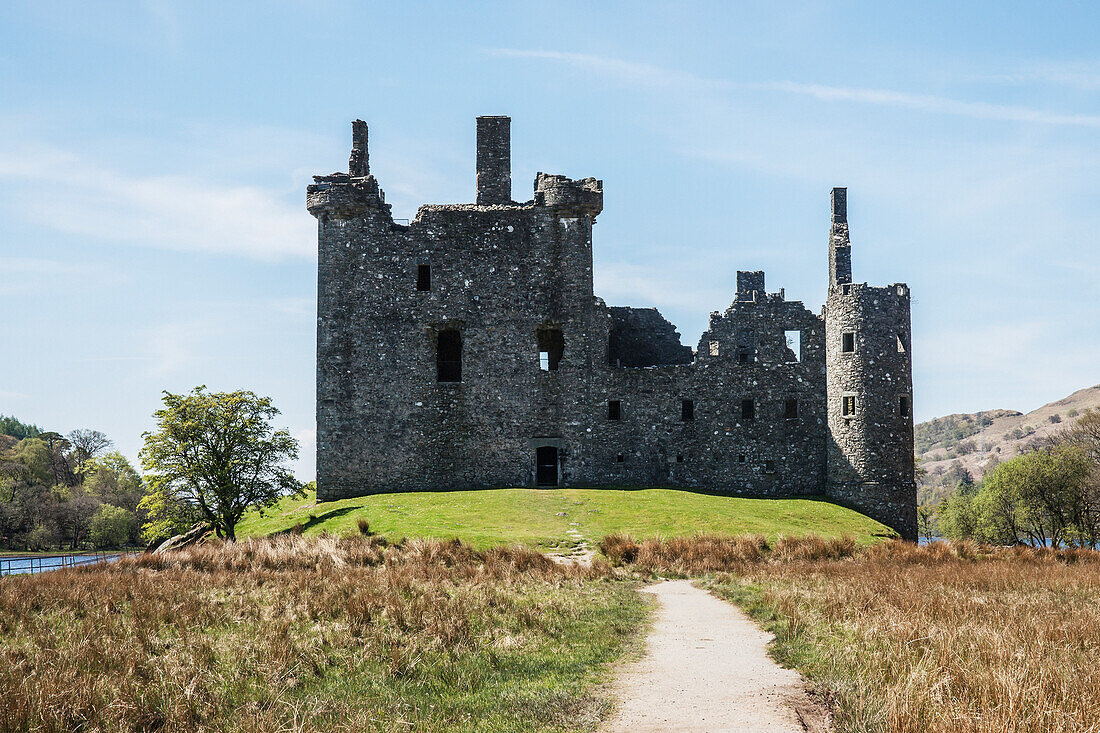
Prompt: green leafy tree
<box><xmin>938</xmin><ymin>482</ymin><xmax>980</xmax><ymax>540</ymax></box>
<box><xmin>140</xmin><ymin>386</ymin><xmax>300</xmax><ymax>541</ymax></box>
<box><xmin>137</xmin><ymin>484</ymin><xmax>198</xmax><ymax>546</ymax></box>
<box><xmin>0</xmin><ymin>415</ymin><xmax>41</xmax><ymax>440</ymax></box>
<box><xmin>89</xmin><ymin>504</ymin><xmax>132</xmax><ymax>548</ymax></box>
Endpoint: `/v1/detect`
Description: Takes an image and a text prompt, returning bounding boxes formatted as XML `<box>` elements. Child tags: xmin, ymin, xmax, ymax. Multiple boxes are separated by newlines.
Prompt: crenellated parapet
<box><xmin>534</xmin><ymin>173</ymin><xmax>603</xmax><ymax>218</ymax></box>
<box><xmin>307</xmin><ymin>172</ymin><xmax>390</xmax><ymax>219</ymax></box>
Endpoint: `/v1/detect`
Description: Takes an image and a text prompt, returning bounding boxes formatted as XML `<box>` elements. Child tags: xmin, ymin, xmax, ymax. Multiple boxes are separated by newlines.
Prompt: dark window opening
<box><xmin>607</xmin><ymin>400</ymin><xmax>622</xmax><ymax>420</ymax></box>
<box><xmin>738</xmin><ymin>454</ymin><xmax>746</xmax><ymax>463</ymax></box>
<box><xmin>843</xmin><ymin>395</ymin><xmax>856</xmax><ymax>417</ymax></box>
<box><xmin>676</xmin><ymin>454</ymin><xmax>684</xmax><ymax>463</ymax></box>
<box><xmin>897</xmin><ymin>332</ymin><xmax>907</xmax><ymax>353</ymax></box>
<box><xmin>437</xmin><ymin>329</ymin><xmax>462</xmax><ymax>382</ymax></box>
<box><xmin>784</xmin><ymin>399</ymin><xmax>799</xmax><ymax>420</ymax></box>
<box><xmin>416</xmin><ymin>264</ymin><xmax>431</xmax><ymax>291</ymax></box>
<box><xmin>737</xmin><ymin>328</ymin><xmax>755</xmax><ymax>364</ymax></box>
<box><xmin>842</xmin><ymin>332</ymin><xmax>855</xmax><ymax>353</ymax></box>
<box><xmin>899</xmin><ymin>395</ymin><xmax>911</xmax><ymax>418</ymax></box>
<box><xmin>535</xmin><ymin>446</ymin><xmax>558</xmax><ymax>486</ymax></box>
<box><xmin>537</xmin><ymin>327</ymin><xmax>564</xmax><ymax>371</ymax></box>
<box><xmin>616</xmin><ymin>453</ymin><xmax>624</xmax><ymax>463</ymax></box>
<box><xmin>741</xmin><ymin>399</ymin><xmax>755</xmax><ymax>421</ymax></box>
<box><xmin>681</xmin><ymin>399</ymin><xmax>695</xmax><ymax>421</ymax></box>
<box><xmin>842</xmin><ymin>284</ymin><xmax>852</xmax><ymax>295</ymax></box>
<box><xmin>764</xmin><ymin>460</ymin><xmax>776</xmax><ymax>474</ymax></box>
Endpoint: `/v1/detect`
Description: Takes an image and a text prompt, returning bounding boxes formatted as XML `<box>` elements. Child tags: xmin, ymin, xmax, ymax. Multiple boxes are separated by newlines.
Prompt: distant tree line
<box><xmin>0</xmin><ymin>419</ymin><xmax>165</xmax><ymax>551</ymax></box>
<box><xmin>934</xmin><ymin>409</ymin><xmax>1100</xmax><ymax>548</ymax></box>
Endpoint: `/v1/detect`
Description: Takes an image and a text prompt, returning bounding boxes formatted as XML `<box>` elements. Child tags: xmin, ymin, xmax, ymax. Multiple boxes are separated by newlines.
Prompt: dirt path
<box><xmin>602</xmin><ymin>580</ymin><xmax>830</xmax><ymax>733</ymax></box>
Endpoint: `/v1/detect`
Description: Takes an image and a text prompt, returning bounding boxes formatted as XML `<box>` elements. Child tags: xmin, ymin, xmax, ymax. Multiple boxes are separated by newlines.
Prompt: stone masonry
<box><xmin>307</xmin><ymin>116</ymin><xmax>917</xmax><ymax>540</ymax></box>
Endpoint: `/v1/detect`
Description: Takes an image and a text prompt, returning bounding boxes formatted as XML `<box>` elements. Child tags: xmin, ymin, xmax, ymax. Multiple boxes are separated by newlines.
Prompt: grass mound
<box><xmin>238</xmin><ymin>487</ymin><xmax>892</xmax><ymax>548</ymax></box>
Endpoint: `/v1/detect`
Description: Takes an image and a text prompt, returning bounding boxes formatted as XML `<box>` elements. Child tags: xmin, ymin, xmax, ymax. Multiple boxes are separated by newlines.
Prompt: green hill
<box><xmin>238</xmin><ymin>488</ymin><xmax>894</xmax><ymax>549</ymax></box>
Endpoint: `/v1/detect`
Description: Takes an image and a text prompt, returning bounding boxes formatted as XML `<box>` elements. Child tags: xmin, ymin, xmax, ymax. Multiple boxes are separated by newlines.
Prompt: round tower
<box><xmin>823</xmin><ymin>188</ymin><xmax>917</xmax><ymax>540</ymax></box>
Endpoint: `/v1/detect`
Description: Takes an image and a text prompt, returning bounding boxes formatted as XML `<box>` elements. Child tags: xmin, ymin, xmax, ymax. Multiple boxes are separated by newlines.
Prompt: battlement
<box><xmin>533</xmin><ymin>173</ymin><xmax>603</xmax><ymax>217</ymax></box>
<box><xmin>306</xmin><ymin>172</ymin><xmax>389</xmax><ymax>218</ymax></box>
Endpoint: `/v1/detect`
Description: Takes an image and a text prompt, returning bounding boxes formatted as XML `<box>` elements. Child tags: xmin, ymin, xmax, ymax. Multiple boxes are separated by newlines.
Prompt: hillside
<box><xmin>238</xmin><ymin>488</ymin><xmax>895</xmax><ymax>547</ymax></box>
<box><xmin>917</xmin><ymin>384</ymin><xmax>1100</xmax><ymax>504</ymax></box>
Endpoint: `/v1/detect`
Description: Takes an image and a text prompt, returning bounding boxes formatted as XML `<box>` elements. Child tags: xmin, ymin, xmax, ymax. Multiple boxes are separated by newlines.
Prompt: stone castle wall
<box><xmin>309</xmin><ymin>116</ymin><xmax>918</xmax><ymax>540</ymax></box>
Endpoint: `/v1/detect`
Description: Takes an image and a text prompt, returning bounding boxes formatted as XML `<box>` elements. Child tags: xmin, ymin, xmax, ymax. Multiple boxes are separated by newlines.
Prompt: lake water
<box><xmin>0</xmin><ymin>553</ymin><xmax>123</xmax><ymax>576</ymax></box>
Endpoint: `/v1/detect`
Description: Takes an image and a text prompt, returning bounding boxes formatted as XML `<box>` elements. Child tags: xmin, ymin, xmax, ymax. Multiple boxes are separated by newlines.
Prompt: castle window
<box><xmin>784</xmin><ymin>331</ymin><xmax>802</xmax><ymax>362</ymax></box>
<box><xmin>537</xmin><ymin>327</ymin><xmax>564</xmax><ymax>371</ymax></box>
<box><xmin>843</xmin><ymin>284</ymin><xmax>852</xmax><ymax>295</ymax></box>
<box><xmin>416</xmin><ymin>264</ymin><xmax>431</xmax><ymax>291</ymax></box>
<box><xmin>842</xmin><ymin>395</ymin><xmax>856</xmax><ymax>416</ymax></box>
<box><xmin>676</xmin><ymin>454</ymin><xmax>684</xmax><ymax>463</ymax></box>
<box><xmin>764</xmin><ymin>460</ymin><xmax>776</xmax><ymax>474</ymax></box>
<box><xmin>897</xmin><ymin>332</ymin><xmax>907</xmax><ymax>353</ymax></box>
<box><xmin>842</xmin><ymin>332</ymin><xmax>855</xmax><ymax>353</ymax></box>
<box><xmin>741</xmin><ymin>399</ymin><xmax>755</xmax><ymax>421</ymax></box>
<box><xmin>608</xmin><ymin>400</ymin><xmax>622</xmax><ymax>420</ymax></box>
<box><xmin>709</xmin><ymin>340</ymin><xmax>720</xmax><ymax>357</ymax></box>
<box><xmin>616</xmin><ymin>453</ymin><xmax>625</xmax><ymax>463</ymax></box>
<box><xmin>681</xmin><ymin>399</ymin><xmax>695</xmax><ymax>421</ymax></box>
<box><xmin>737</xmin><ymin>328</ymin><xmax>755</xmax><ymax>364</ymax></box>
<box><xmin>738</xmin><ymin>454</ymin><xmax>746</xmax><ymax>463</ymax></box>
<box><xmin>899</xmin><ymin>395</ymin><xmax>911</xmax><ymax>418</ymax></box>
<box><xmin>437</xmin><ymin>329</ymin><xmax>462</xmax><ymax>382</ymax></box>
<box><xmin>784</xmin><ymin>399</ymin><xmax>799</xmax><ymax>420</ymax></box>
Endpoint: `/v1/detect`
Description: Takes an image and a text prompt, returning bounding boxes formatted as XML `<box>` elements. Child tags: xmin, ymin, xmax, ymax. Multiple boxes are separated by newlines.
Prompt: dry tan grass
<box><xmin>600</xmin><ymin>534</ymin><xmax>1100</xmax><ymax>731</ymax></box>
<box><xmin>0</xmin><ymin>534</ymin><xmax>638</xmax><ymax>733</ymax></box>
<box><xmin>710</xmin><ymin>540</ymin><xmax>1100</xmax><ymax>733</ymax></box>
<box><xmin>599</xmin><ymin>532</ymin><xmax>856</xmax><ymax>573</ymax></box>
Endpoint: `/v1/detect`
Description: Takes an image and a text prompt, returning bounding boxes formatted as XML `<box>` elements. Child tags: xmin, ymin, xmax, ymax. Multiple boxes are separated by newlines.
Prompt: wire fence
<box><xmin>0</xmin><ymin>550</ymin><xmax>128</xmax><ymax>577</ymax></box>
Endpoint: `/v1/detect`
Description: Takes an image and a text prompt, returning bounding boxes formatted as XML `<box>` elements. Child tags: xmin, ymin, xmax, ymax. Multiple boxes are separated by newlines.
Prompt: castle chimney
<box><xmin>829</xmin><ymin>187</ymin><xmax>852</xmax><ymax>287</ymax></box>
<box><xmin>831</xmin><ymin>187</ymin><xmax>847</xmax><ymax>224</ymax></box>
<box><xmin>476</xmin><ymin>116</ymin><xmax>511</xmax><ymax>205</ymax></box>
<box><xmin>349</xmin><ymin>119</ymin><xmax>369</xmax><ymax>177</ymax></box>
<box><xmin>736</xmin><ymin>271</ymin><xmax>765</xmax><ymax>302</ymax></box>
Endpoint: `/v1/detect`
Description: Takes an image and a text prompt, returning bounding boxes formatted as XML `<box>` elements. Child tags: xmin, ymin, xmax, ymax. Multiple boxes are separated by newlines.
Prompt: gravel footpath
<box><xmin>602</xmin><ymin>580</ymin><xmax>830</xmax><ymax>732</ymax></box>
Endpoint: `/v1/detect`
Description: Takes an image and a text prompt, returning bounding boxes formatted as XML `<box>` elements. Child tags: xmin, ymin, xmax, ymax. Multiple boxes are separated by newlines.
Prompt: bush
<box><xmin>89</xmin><ymin>504</ymin><xmax>132</xmax><ymax>548</ymax></box>
<box><xmin>356</xmin><ymin>517</ymin><xmax>373</xmax><ymax>536</ymax></box>
<box><xmin>599</xmin><ymin>533</ymin><xmax>640</xmax><ymax>563</ymax></box>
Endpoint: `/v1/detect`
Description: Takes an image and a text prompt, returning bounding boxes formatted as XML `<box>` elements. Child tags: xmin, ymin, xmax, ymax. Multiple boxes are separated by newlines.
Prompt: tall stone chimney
<box><xmin>349</xmin><ymin>119</ymin><xmax>369</xmax><ymax>177</ymax></box>
<box><xmin>829</xmin><ymin>187</ymin><xmax>852</xmax><ymax>288</ymax></box>
<box><xmin>476</xmin><ymin>116</ymin><xmax>511</xmax><ymax>205</ymax></box>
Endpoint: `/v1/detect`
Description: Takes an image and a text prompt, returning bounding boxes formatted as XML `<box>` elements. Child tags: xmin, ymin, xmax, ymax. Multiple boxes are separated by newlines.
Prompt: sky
<box><xmin>2</xmin><ymin>1</ymin><xmax>1099</xmax><ymax>480</ymax></box>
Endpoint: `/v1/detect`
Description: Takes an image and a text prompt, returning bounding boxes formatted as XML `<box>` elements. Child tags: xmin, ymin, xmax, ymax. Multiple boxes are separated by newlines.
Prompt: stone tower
<box><xmin>823</xmin><ymin>188</ymin><xmax>917</xmax><ymax>540</ymax></box>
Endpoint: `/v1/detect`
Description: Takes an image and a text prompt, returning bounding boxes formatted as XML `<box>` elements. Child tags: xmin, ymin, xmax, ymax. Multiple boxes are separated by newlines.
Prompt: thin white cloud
<box><xmin>487</xmin><ymin>48</ymin><xmax>717</xmax><ymax>90</ymax></box>
<box><xmin>492</xmin><ymin>48</ymin><xmax>1100</xmax><ymax>127</ymax></box>
<box><xmin>752</xmin><ymin>81</ymin><xmax>1100</xmax><ymax>127</ymax></box>
<box><xmin>0</xmin><ymin>145</ymin><xmax>315</xmax><ymax>261</ymax></box>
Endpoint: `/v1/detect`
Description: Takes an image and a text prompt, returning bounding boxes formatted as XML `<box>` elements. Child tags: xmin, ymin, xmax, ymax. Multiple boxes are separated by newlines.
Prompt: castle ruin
<box><xmin>307</xmin><ymin>116</ymin><xmax>917</xmax><ymax>540</ymax></box>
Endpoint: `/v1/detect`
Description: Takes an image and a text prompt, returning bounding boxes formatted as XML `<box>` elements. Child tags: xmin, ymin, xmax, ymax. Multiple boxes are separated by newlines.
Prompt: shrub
<box><xmin>356</xmin><ymin>517</ymin><xmax>373</xmax><ymax>536</ymax></box>
<box><xmin>599</xmin><ymin>533</ymin><xmax>640</xmax><ymax>563</ymax></box>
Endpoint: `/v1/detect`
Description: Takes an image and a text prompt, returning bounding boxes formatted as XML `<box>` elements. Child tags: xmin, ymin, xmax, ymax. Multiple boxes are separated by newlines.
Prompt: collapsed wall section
<box><xmin>607</xmin><ymin>307</ymin><xmax>694</xmax><ymax>367</ymax></box>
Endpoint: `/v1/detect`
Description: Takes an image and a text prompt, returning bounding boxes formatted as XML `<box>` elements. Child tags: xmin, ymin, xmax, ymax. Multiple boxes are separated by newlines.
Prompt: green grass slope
<box><xmin>238</xmin><ymin>488</ymin><xmax>894</xmax><ymax>549</ymax></box>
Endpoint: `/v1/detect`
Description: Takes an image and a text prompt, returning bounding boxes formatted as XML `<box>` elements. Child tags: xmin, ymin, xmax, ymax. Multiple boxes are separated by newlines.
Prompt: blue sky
<box><xmin>2</xmin><ymin>1</ymin><xmax>1099</xmax><ymax>480</ymax></box>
